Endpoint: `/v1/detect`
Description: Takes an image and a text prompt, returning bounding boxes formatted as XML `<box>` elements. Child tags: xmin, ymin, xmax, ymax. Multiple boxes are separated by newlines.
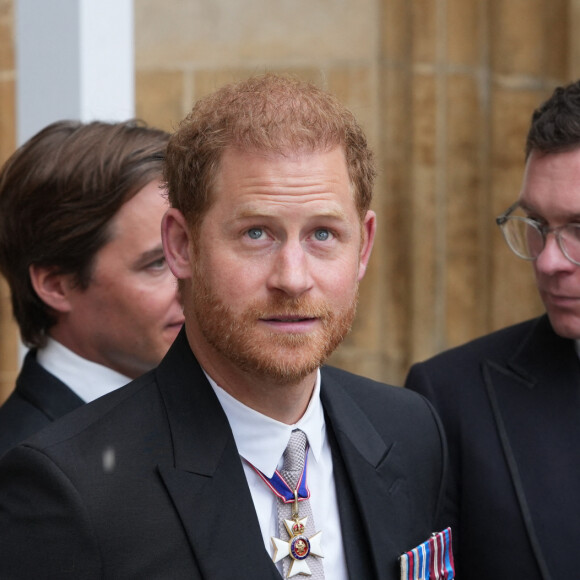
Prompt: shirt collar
<box><xmin>206</xmin><ymin>369</ymin><xmax>325</xmax><ymax>477</ymax></box>
<box><xmin>36</xmin><ymin>337</ymin><xmax>132</xmax><ymax>403</ymax></box>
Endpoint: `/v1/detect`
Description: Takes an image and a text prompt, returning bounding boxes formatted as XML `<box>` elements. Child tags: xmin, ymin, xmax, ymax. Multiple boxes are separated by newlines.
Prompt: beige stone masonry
<box><xmin>0</xmin><ymin>0</ymin><xmax>578</xmax><ymax>403</ymax></box>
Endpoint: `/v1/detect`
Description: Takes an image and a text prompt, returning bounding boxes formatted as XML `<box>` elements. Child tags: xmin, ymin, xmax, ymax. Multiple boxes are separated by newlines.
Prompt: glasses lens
<box><xmin>560</xmin><ymin>224</ymin><xmax>580</xmax><ymax>265</ymax></box>
<box><xmin>501</xmin><ymin>217</ymin><xmax>543</xmax><ymax>260</ymax></box>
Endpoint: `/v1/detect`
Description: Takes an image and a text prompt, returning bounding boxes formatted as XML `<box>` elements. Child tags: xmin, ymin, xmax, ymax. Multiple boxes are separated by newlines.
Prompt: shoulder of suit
<box><xmin>410</xmin><ymin>316</ymin><xmax>546</xmax><ymax>371</ymax></box>
<box><xmin>321</xmin><ymin>364</ymin><xmax>428</xmax><ymax>407</ymax></box>
<box><xmin>21</xmin><ymin>368</ymin><xmax>159</xmax><ymax>453</ymax></box>
<box><xmin>321</xmin><ymin>364</ymin><xmax>396</xmax><ymax>390</ymax></box>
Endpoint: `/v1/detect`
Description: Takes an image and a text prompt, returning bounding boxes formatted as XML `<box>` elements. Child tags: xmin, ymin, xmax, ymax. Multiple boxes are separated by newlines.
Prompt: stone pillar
<box><xmin>379</xmin><ymin>0</ymin><xmax>568</xmax><ymax>381</ymax></box>
<box><xmin>16</xmin><ymin>0</ymin><xmax>134</xmax><ymax>141</ymax></box>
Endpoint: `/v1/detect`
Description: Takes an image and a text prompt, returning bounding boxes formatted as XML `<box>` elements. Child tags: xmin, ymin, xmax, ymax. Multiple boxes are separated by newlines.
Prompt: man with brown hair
<box><xmin>0</xmin><ymin>76</ymin><xmax>447</xmax><ymax>579</ymax></box>
<box><xmin>0</xmin><ymin>120</ymin><xmax>184</xmax><ymax>456</ymax></box>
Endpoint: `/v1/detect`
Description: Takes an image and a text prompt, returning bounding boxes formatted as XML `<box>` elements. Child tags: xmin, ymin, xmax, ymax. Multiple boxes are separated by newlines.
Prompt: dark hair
<box><xmin>0</xmin><ymin>120</ymin><xmax>169</xmax><ymax>347</ymax></box>
<box><xmin>526</xmin><ymin>80</ymin><xmax>580</xmax><ymax>157</ymax></box>
<box><xmin>164</xmin><ymin>73</ymin><xmax>375</xmax><ymax>234</ymax></box>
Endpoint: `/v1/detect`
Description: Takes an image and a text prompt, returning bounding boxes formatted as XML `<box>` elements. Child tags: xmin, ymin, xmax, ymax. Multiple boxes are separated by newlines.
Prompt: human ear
<box><xmin>28</xmin><ymin>264</ymin><xmax>73</xmax><ymax>313</ymax></box>
<box><xmin>162</xmin><ymin>208</ymin><xmax>194</xmax><ymax>280</ymax></box>
<box><xmin>357</xmin><ymin>210</ymin><xmax>376</xmax><ymax>281</ymax></box>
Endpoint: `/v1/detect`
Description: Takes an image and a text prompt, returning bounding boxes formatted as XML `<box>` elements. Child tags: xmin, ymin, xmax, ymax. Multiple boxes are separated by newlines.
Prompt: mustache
<box><xmin>246</xmin><ymin>295</ymin><xmax>334</xmax><ymax>320</ymax></box>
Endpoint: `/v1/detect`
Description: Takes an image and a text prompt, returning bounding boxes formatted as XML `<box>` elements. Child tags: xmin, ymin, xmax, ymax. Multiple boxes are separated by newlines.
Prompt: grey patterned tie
<box><xmin>273</xmin><ymin>429</ymin><xmax>325</xmax><ymax>578</ymax></box>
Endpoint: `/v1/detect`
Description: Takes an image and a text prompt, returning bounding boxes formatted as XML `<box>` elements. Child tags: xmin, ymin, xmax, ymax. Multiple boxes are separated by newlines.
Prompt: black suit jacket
<box><xmin>0</xmin><ymin>350</ymin><xmax>83</xmax><ymax>457</ymax></box>
<box><xmin>0</xmin><ymin>329</ymin><xmax>446</xmax><ymax>579</ymax></box>
<box><xmin>405</xmin><ymin>315</ymin><xmax>580</xmax><ymax>580</ymax></box>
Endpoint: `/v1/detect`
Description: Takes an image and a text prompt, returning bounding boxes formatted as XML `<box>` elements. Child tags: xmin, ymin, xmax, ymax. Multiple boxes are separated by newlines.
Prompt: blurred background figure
<box><xmin>0</xmin><ymin>120</ymin><xmax>184</xmax><ymax>456</ymax></box>
<box><xmin>406</xmin><ymin>80</ymin><xmax>580</xmax><ymax>580</ymax></box>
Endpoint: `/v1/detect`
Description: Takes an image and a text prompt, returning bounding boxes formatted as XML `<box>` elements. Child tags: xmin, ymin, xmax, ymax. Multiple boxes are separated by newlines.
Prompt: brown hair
<box><xmin>526</xmin><ymin>79</ymin><xmax>580</xmax><ymax>158</ymax></box>
<box><xmin>0</xmin><ymin>120</ymin><xmax>169</xmax><ymax>347</ymax></box>
<box><xmin>164</xmin><ymin>73</ymin><xmax>375</xmax><ymax>233</ymax></box>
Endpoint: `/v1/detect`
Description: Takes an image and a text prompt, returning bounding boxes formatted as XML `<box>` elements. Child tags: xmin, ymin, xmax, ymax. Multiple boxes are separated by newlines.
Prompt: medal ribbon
<box><xmin>249</xmin><ymin>445</ymin><xmax>311</xmax><ymax>504</ymax></box>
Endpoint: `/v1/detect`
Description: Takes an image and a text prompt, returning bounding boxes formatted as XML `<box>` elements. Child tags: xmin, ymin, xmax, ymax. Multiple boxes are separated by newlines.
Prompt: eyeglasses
<box><xmin>496</xmin><ymin>202</ymin><xmax>580</xmax><ymax>266</ymax></box>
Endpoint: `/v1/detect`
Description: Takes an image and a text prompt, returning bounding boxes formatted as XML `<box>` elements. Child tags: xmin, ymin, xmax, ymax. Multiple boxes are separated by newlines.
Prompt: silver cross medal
<box><xmin>271</xmin><ymin>490</ymin><xmax>324</xmax><ymax>577</ymax></box>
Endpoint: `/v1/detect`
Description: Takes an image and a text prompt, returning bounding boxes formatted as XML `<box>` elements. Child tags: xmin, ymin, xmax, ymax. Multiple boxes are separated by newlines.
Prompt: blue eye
<box><xmin>147</xmin><ymin>257</ymin><xmax>166</xmax><ymax>270</ymax></box>
<box><xmin>314</xmin><ymin>229</ymin><xmax>330</xmax><ymax>241</ymax></box>
<box><xmin>247</xmin><ymin>228</ymin><xmax>263</xmax><ymax>240</ymax></box>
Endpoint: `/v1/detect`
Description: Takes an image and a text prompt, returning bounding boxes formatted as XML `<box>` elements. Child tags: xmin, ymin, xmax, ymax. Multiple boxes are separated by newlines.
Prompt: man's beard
<box><xmin>189</xmin><ymin>266</ymin><xmax>358</xmax><ymax>385</ymax></box>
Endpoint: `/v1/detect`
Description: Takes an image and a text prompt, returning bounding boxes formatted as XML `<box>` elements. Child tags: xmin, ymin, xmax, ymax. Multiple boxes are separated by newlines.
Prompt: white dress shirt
<box><xmin>208</xmin><ymin>370</ymin><xmax>348</xmax><ymax>580</ymax></box>
<box><xmin>37</xmin><ymin>337</ymin><xmax>131</xmax><ymax>403</ymax></box>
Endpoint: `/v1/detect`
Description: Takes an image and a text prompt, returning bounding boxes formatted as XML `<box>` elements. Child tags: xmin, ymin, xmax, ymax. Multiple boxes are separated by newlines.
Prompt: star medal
<box><xmin>271</xmin><ymin>491</ymin><xmax>324</xmax><ymax>578</ymax></box>
<box><xmin>250</xmin><ymin>447</ymin><xmax>324</xmax><ymax>577</ymax></box>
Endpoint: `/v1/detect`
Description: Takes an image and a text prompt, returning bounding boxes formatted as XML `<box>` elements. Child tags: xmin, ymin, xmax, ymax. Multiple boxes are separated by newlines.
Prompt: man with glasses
<box><xmin>405</xmin><ymin>80</ymin><xmax>580</xmax><ymax>579</ymax></box>
<box><xmin>497</xmin><ymin>201</ymin><xmax>580</xmax><ymax>276</ymax></box>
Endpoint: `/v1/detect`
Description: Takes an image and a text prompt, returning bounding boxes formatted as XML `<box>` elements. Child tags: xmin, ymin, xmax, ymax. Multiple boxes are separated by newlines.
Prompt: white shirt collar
<box><xmin>206</xmin><ymin>369</ymin><xmax>325</xmax><ymax>477</ymax></box>
<box><xmin>36</xmin><ymin>337</ymin><xmax>132</xmax><ymax>403</ymax></box>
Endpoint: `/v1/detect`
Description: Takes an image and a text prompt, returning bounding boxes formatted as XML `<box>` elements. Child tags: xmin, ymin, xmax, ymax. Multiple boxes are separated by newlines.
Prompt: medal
<box><xmin>250</xmin><ymin>445</ymin><xmax>324</xmax><ymax>577</ymax></box>
<box><xmin>271</xmin><ymin>491</ymin><xmax>324</xmax><ymax>578</ymax></box>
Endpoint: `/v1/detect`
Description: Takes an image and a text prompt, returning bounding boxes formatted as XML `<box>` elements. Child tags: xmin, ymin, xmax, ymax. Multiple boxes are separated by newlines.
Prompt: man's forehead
<box><xmin>213</xmin><ymin>147</ymin><xmax>351</xmax><ymax>193</ymax></box>
<box><xmin>231</xmin><ymin>202</ymin><xmax>349</xmax><ymax>220</ymax></box>
<box><xmin>524</xmin><ymin>147</ymin><xmax>580</xmax><ymax>174</ymax></box>
<box><xmin>220</xmin><ymin>143</ymin><xmax>346</xmax><ymax>163</ymax></box>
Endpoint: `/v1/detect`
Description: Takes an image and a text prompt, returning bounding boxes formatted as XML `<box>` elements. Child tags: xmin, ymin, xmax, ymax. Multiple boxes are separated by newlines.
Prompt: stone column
<box><xmin>379</xmin><ymin>0</ymin><xmax>568</xmax><ymax>382</ymax></box>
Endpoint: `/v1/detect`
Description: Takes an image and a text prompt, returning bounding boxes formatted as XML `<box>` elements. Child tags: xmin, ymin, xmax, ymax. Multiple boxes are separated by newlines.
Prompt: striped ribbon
<box><xmin>399</xmin><ymin>527</ymin><xmax>455</xmax><ymax>580</ymax></box>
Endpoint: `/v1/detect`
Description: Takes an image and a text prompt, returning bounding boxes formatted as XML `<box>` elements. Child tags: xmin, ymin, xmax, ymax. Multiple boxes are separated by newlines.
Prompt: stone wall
<box><xmin>0</xmin><ymin>0</ymin><xmax>18</xmax><ymax>402</ymax></box>
<box><xmin>0</xmin><ymin>0</ymin><xmax>579</xmax><ymax>402</ymax></box>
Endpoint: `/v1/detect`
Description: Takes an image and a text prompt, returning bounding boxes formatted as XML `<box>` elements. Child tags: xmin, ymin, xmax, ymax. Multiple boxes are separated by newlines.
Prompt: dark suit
<box><xmin>0</xmin><ymin>329</ymin><xmax>446</xmax><ymax>579</ymax></box>
<box><xmin>0</xmin><ymin>350</ymin><xmax>83</xmax><ymax>457</ymax></box>
<box><xmin>405</xmin><ymin>315</ymin><xmax>580</xmax><ymax>580</ymax></box>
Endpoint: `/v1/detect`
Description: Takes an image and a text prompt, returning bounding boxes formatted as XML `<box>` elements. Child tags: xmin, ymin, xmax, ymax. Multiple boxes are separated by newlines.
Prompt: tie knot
<box><xmin>281</xmin><ymin>429</ymin><xmax>307</xmax><ymax>488</ymax></box>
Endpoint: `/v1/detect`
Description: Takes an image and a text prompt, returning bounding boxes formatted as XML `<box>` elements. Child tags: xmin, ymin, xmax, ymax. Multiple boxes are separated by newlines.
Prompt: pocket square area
<box><xmin>400</xmin><ymin>527</ymin><xmax>455</xmax><ymax>580</ymax></box>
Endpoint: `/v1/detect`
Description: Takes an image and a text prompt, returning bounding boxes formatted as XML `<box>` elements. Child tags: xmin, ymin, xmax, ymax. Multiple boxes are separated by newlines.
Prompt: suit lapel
<box><xmin>325</xmin><ymin>419</ymin><xmax>378</xmax><ymax>579</ymax></box>
<box><xmin>483</xmin><ymin>315</ymin><xmax>580</xmax><ymax>580</ymax></box>
<box><xmin>321</xmin><ymin>370</ymin><xmax>405</xmax><ymax>580</ymax></box>
<box><xmin>508</xmin><ymin>315</ymin><xmax>580</xmax><ymax>387</ymax></box>
<box><xmin>155</xmin><ymin>332</ymin><xmax>279</xmax><ymax>579</ymax></box>
<box><xmin>16</xmin><ymin>350</ymin><xmax>84</xmax><ymax>419</ymax></box>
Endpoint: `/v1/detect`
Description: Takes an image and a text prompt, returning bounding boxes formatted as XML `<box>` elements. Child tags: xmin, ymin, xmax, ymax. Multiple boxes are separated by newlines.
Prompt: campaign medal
<box><xmin>399</xmin><ymin>527</ymin><xmax>455</xmax><ymax>580</ymax></box>
<box><xmin>271</xmin><ymin>492</ymin><xmax>324</xmax><ymax>578</ymax></box>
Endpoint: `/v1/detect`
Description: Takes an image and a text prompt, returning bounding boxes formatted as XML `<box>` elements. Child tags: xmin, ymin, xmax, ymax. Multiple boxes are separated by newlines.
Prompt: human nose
<box><xmin>534</xmin><ymin>231</ymin><xmax>577</xmax><ymax>274</ymax></box>
<box><xmin>267</xmin><ymin>240</ymin><xmax>314</xmax><ymax>297</ymax></box>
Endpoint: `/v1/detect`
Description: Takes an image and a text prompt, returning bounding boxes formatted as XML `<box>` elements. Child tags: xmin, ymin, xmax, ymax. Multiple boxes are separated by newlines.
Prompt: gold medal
<box><xmin>271</xmin><ymin>492</ymin><xmax>324</xmax><ymax>577</ymax></box>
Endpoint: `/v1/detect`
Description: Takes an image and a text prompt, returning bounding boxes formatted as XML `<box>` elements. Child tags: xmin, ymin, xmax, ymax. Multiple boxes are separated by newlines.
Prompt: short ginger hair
<box><xmin>164</xmin><ymin>74</ymin><xmax>375</xmax><ymax>232</ymax></box>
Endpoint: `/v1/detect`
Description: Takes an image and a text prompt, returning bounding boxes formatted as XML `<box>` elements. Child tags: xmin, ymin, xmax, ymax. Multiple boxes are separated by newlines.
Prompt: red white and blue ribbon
<box><xmin>249</xmin><ymin>449</ymin><xmax>311</xmax><ymax>504</ymax></box>
<box><xmin>400</xmin><ymin>527</ymin><xmax>455</xmax><ymax>580</ymax></box>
